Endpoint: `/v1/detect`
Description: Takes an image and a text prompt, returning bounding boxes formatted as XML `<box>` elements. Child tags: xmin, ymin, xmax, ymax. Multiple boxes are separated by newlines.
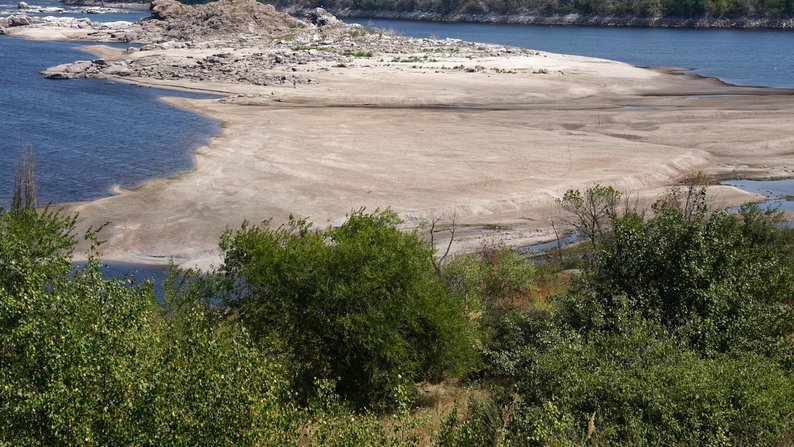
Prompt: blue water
<box><xmin>0</xmin><ymin>36</ymin><xmax>220</xmax><ymax>205</ymax></box>
<box><xmin>347</xmin><ymin>19</ymin><xmax>794</xmax><ymax>89</ymax></box>
<box><xmin>723</xmin><ymin>179</ymin><xmax>794</xmax><ymax>212</ymax></box>
<box><xmin>72</xmin><ymin>261</ymin><xmax>170</xmax><ymax>300</ymax></box>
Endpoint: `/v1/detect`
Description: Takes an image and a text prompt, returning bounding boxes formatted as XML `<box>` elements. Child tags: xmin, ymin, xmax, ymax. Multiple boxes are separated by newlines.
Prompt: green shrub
<box><xmin>435</xmin><ymin>396</ymin><xmax>504</xmax><ymax>447</ymax></box>
<box><xmin>576</xmin><ymin>202</ymin><xmax>794</xmax><ymax>356</ymax></box>
<box><xmin>218</xmin><ymin>209</ymin><xmax>479</xmax><ymax>409</ymax></box>
<box><xmin>0</xmin><ymin>209</ymin><xmax>298</xmax><ymax>446</ymax></box>
<box><xmin>504</xmin><ymin>312</ymin><xmax>794</xmax><ymax>446</ymax></box>
<box><xmin>444</xmin><ymin>245</ymin><xmax>536</xmax><ymax>308</ymax></box>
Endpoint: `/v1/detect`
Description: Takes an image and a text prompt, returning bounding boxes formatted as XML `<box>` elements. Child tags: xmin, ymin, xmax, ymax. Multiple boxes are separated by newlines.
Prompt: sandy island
<box><xmin>4</xmin><ymin>3</ymin><xmax>794</xmax><ymax>269</ymax></box>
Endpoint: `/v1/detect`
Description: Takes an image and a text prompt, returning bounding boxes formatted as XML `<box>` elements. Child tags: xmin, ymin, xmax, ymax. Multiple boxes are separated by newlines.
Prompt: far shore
<box><xmin>4</xmin><ymin>19</ymin><xmax>794</xmax><ymax>269</ymax></box>
<box><xmin>283</xmin><ymin>8</ymin><xmax>794</xmax><ymax>30</ymax></box>
<box><xmin>47</xmin><ymin>0</ymin><xmax>794</xmax><ymax>29</ymax></box>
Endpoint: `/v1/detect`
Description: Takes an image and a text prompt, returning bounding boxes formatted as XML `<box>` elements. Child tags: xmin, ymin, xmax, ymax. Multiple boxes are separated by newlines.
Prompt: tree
<box><xmin>557</xmin><ymin>184</ymin><xmax>621</xmax><ymax>247</ymax></box>
<box><xmin>571</xmin><ymin>198</ymin><xmax>794</xmax><ymax>356</ymax></box>
<box><xmin>11</xmin><ymin>148</ymin><xmax>38</xmax><ymax>212</ymax></box>
<box><xmin>218</xmin><ymin>209</ymin><xmax>479</xmax><ymax>409</ymax></box>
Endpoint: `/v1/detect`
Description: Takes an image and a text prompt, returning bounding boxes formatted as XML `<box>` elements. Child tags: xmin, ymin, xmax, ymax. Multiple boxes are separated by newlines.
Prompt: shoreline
<box><xmin>4</xmin><ymin>16</ymin><xmax>793</xmax><ymax>269</ymax></box>
<box><xmin>283</xmin><ymin>8</ymin><xmax>794</xmax><ymax>30</ymax></box>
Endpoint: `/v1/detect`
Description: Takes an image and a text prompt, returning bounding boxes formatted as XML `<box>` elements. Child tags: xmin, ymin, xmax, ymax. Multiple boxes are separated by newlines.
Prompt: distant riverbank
<box><xmin>285</xmin><ymin>8</ymin><xmax>794</xmax><ymax>29</ymax></box>
<box><xmin>47</xmin><ymin>0</ymin><xmax>794</xmax><ymax>29</ymax></box>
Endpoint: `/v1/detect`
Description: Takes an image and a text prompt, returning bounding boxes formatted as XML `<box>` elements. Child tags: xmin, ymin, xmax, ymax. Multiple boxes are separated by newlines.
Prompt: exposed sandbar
<box><xmin>6</xmin><ymin>15</ymin><xmax>793</xmax><ymax>268</ymax></box>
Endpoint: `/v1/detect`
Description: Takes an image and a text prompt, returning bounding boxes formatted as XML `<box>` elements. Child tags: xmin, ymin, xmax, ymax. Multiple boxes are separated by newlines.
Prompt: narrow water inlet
<box><xmin>723</xmin><ymin>178</ymin><xmax>794</xmax><ymax>212</ymax></box>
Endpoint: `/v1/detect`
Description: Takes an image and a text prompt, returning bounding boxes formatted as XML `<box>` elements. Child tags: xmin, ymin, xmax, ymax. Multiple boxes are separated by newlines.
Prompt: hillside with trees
<box><xmin>271</xmin><ymin>0</ymin><xmax>794</xmax><ymax>23</ymax></box>
<box><xmin>80</xmin><ymin>0</ymin><xmax>794</xmax><ymax>27</ymax></box>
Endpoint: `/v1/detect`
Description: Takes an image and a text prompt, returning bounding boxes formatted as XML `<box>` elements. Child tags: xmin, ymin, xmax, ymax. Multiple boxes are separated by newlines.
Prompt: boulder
<box><xmin>305</xmin><ymin>7</ymin><xmax>341</xmax><ymax>27</ymax></box>
<box><xmin>104</xmin><ymin>61</ymin><xmax>132</xmax><ymax>76</ymax></box>
<box><xmin>8</xmin><ymin>15</ymin><xmax>33</xmax><ymax>26</ymax></box>
<box><xmin>150</xmin><ymin>0</ymin><xmax>189</xmax><ymax>21</ymax></box>
<box><xmin>158</xmin><ymin>0</ymin><xmax>305</xmax><ymax>41</ymax></box>
<box><xmin>42</xmin><ymin>60</ymin><xmax>96</xmax><ymax>79</ymax></box>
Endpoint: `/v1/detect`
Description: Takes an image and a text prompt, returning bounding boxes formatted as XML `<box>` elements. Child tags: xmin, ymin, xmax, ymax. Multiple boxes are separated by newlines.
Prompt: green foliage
<box><xmin>0</xmin><ymin>209</ymin><xmax>299</xmax><ymax>446</ymax></box>
<box><xmin>132</xmin><ymin>292</ymin><xmax>299</xmax><ymax>446</ymax></box>
<box><xmin>574</xmin><ymin>202</ymin><xmax>794</xmax><ymax>356</ymax></box>
<box><xmin>219</xmin><ymin>208</ymin><xmax>478</xmax><ymax>409</ymax></box>
<box><xmin>435</xmin><ymin>396</ymin><xmax>504</xmax><ymax>447</ymax></box>
<box><xmin>0</xmin><ymin>207</ymin><xmax>75</xmax><ymax>294</ymax></box>
<box><xmin>1</xmin><ymin>261</ymin><xmax>156</xmax><ymax>445</ymax></box>
<box><xmin>444</xmin><ymin>245</ymin><xmax>536</xmax><ymax>307</ymax></box>
<box><xmin>501</xmin><ymin>311</ymin><xmax>794</xmax><ymax>446</ymax></box>
<box><xmin>3</xmin><ymin>193</ymin><xmax>793</xmax><ymax>445</ymax></box>
<box><xmin>558</xmin><ymin>184</ymin><xmax>621</xmax><ymax>247</ymax></box>
<box><xmin>478</xmin><ymin>191</ymin><xmax>794</xmax><ymax>445</ymax></box>
<box><xmin>302</xmin><ymin>378</ymin><xmax>425</xmax><ymax>446</ymax></box>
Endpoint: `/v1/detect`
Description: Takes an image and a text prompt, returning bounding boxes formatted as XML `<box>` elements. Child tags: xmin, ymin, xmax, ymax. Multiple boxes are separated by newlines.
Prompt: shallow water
<box><xmin>723</xmin><ymin>179</ymin><xmax>794</xmax><ymax>212</ymax></box>
<box><xmin>72</xmin><ymin>261</ymin><xmax>170</xmax><ymax>301</ymax></box>
<box><xmin>0</xmin><ymin>36</ymin><xmax>220</xmax><ymax>205</ymax></box>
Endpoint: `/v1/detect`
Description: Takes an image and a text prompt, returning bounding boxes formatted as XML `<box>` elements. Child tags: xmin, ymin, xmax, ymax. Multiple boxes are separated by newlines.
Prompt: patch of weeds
<box><xmin>342</xmin><ymin>50</ymin><xmax>374</xmax><ymax>58</ymax></box>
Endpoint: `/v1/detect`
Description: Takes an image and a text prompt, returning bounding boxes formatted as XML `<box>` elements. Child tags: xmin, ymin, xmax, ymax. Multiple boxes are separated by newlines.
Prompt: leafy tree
<box><xmin>218</xmin><ymin>208</ymin><xmax>479</xmax><ymax>409</ymax></box>
<box><xmin>557</xmin><ymin>184</ymin><xmax>621</xmax><ymax>247</ymax></box>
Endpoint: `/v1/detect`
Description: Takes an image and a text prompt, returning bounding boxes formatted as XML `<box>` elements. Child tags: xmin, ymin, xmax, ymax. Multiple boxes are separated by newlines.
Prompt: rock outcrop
<box><xmin>305</xmin><ymin>7</ymin><xmax>342</xmax><ymax>28</ymax></box>
<box><xmin>8</xmin><ymin>15</ymin><xmax>37</xmax><ymax>26</ymax></box>
<box><xmin>134</xmin><ymin>0</ymin><xmax>306</xmax><ymax>43</ymax></box>
<box><xmin>149</xmin><ymin>0</ymin><xmax>188</xmax><ymax>21</ymax></box>
<box><xmin>42</xmin><ymin>60</ymin><xmax>97</xmax><ymax>79</ymax></box>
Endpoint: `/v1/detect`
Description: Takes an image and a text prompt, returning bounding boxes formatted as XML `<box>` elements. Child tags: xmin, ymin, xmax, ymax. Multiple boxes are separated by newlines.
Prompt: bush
<box><xmin>575</xmin><ymin>202</ymin><xmax>794</xmax><ymax>356</ymax></box>
<box><xmin>475</xmin><ymin>193</ymin><xmax>794</xmax><ymax>445</ymax></box>
<box><xmin>504</xmin><ymin>311</ymin><xmax>794</xmax><ymax>446</ymax></box>
<box><xmin>444</xmin><ymin>245</ymin><xmax>536</xmax><ymax>308</ymax></box>
<box><xmin>435</xmin><ymin>396</ymin><xmax>504</xmax><ymax>447</ymax></box>
<box><xmin>218</xmin><ymin>209</ymin><xmax>479</xmax><ymax>409</ymax></box>
<box><xmin>0</xmin><ymin>209</ymin><xmax>298</xmax><ymax>446</ymax></box>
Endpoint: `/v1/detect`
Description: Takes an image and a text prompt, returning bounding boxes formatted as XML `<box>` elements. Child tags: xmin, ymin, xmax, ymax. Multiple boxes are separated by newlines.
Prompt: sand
<box><xmin>7</xmin><ymin>27</ymin><xmax>794</xmax><ymax>268</ymax></box>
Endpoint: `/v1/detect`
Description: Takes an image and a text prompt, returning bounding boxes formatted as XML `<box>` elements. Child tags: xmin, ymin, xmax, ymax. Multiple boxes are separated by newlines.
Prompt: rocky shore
<box><xmin>9</xmin><ymin>1</ymin><xmax>537</xmax><ymax>85</ymax></box>
<box><xmin>2</xmin><ymin>0</ymin><xmax>793</xmax><ymax>267</ymax></box>
<box><xmin>1</xmin><ymin>0</ymin><xmax>145</xmax><ymax>15</ymax></box>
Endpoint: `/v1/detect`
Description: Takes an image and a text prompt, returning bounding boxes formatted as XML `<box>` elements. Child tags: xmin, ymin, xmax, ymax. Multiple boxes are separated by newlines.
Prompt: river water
<box><xmin>0</xmin><ymin>4</ymin><xmax>221</xmax><ymax>206</ymax></box>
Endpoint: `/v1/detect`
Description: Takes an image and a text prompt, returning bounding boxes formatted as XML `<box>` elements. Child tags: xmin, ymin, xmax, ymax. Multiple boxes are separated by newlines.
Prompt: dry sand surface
<box><xmin>8</xmin><ymin>25</ymin><xmax>794</xmax><ymax>268</ymax></box>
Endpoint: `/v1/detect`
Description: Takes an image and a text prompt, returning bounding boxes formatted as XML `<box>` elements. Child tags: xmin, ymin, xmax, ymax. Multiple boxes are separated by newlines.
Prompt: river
<box><xmin>0</xmin><ymin>37</ymin><xmax>220</xmax><ymax>206</ymax></box>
